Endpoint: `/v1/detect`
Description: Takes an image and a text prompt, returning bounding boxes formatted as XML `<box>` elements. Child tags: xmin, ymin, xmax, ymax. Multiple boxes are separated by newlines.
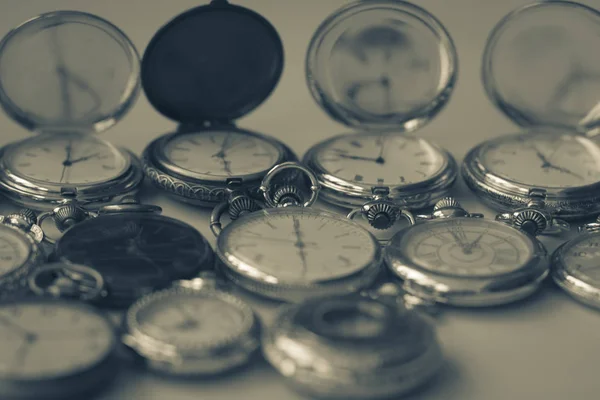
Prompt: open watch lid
<box><xmin>483</xmin><ymin>1</ymin><xmax>600</xmax><ymax>134</ymax></box>
<box><xmin>141</xmin><ymin>0</ymin><xmax>284</xmax><ymax>125</ymax></box>
<box><xmin>306</xmin><ymin>0</ymin><xmax>457</xmax><ymax>132</ymax></box>
<box><xmin>0</xmin><ymin>11</ymin><xmax>140</xmax><ymax>133</ymax></box>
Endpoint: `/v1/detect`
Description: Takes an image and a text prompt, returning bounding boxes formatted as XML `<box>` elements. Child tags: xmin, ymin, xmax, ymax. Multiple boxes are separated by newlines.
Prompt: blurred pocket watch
<box><xmin>0</xmin><ymin>11</ymin><xmax>144</xmax><ymax>211</ymax></box>
<box><xmin>302</xmin><ymin>0</ymin><xmax>458</xmax><ymax>217</ymax></box>
<box><xmin>550</xmin><ymin>217</ymin><xmax>600</xmax><ymax>310</ymax></box>
<box><xmin>462</xmin><ymin>1</ymin><xmax>600</xmax><ymax>220</ymax></box>
<box><xmin>262</xmin><ymin>285</ymin><xmax>443</xmax><ymax>399</ymax></box>
<box><xmin>385</xmin><ymin>195</ymin><xmax>569</xmax><ymax>307</ymax></box>
<box><xmin>211</xmin><ymin>162</ymin><xmax>383</xmax><ymax>303</ymax></box>
<box><xmin>122</xmin><ymin>272</ymin><xmax>260</xmax><ymax>376</ymax></box>
<box><xmin>141</xmin><ymin>0</ymin><xmax>296</xmax><ymax>207</ymax></box>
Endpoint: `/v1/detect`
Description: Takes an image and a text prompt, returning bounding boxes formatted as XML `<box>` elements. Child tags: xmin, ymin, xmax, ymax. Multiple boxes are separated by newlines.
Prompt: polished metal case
<box><xmin>551</xmin><ymin>232</ymin><xmax>600</xmax><ymax>310</ymax></box>
<box><xmin>123</xmin><ymin>286</ymin><xmax>260</xmax><ymax>375</ymax></box>
<box><xmin>385</xmin><ymin>219</ymin><xmax>549</xmax><ymax>306</ymax></box>
<box><xmin>303</xmin><ymin>0</ymin><xmax>458</xmax><ymax>211</ymax></box>
<box><xmin>262</xmin><ymin>294</ymin><xmax>443</xmax><ymax>399</ymax></box>
<box><xmin>303</xmin><ymin>134</ymin><xmax>457</xmax><ymax>209</ymax></box>
<box><xmin>462</xmin><ymin>1</ymin><xmax>600</xmax><ymax>220</ymax></box>
<box><xmin>0</xmin><ymin>299</ymin><xmax>119</xmax><ymax>400</ymax></box>
<box><xmin>143</xmin><ymin>127</ymin><xmax>295</xmax><ymax>207</ymax></box>
<box><xmin>216</xmin><ymin>207</ymin><xmax>382</xmax><ymax>302</ymax></box>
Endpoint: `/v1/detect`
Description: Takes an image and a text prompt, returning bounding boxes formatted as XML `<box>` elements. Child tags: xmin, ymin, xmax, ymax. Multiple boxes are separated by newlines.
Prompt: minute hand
<box><xmin>337</xmin><ymin>154</ymin><xmax>385</xmax><ymax>164</ymax></box>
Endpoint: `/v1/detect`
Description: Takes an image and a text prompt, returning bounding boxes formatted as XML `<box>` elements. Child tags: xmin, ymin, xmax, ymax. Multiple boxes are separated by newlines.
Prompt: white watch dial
<box><xmin>396</xmin><ymin>219</ymin><xmax>535</xmax><ymax>277</ymax></box>
<box><xmin>0</xmin><ymin>226</ymin><xmax>31</xmax><ymax>277</ymax></box>
<box><xmin>135</xmin><ymin>292</ymin><xmax>246</xmax><ymax>346</ymax></box>
<box><xmin>314</xmin><ymin>133</ymin><xmax>445</xmax><ymax>186</ymax></box>
<box><xmin>560</xmin><ymin>234</ymin><xmax>600</xmax><ymax>285</ymax></box>
<box><xmin>220</xmin><ymin>209</ymin><xmax>378</xmax><ymax>282</ymax></box>
<box><xmin>480</xmin><ymin>131</ymin><xmax>600</xmax><ymax>188</ymax></box>
<box><xmin>164</xmin><ymin>131</ymin><xmax>281</xmax><ymax>178</ymax></box>
<box><xmin>0</xmin><ymin>301</ymin><xmax>114</xmax><ymax>379</ymax></box>
<box><xmin>6</xmin><ymin>134</ymin><xmax>129</xmax><ymax>186</ymax></box>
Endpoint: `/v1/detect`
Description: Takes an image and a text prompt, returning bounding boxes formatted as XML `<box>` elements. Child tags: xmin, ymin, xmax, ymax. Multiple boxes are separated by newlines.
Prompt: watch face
<box><xmin>133</xmin><ymin>291</ymin><xmax>250</xmax><ymax>348</ymax></box>
<box><xmin>218</xmin><ymin>208</ymin><xmax>379</xmax><ymax>283</ymax></box>
<box><xmin>558</xmin><ymin>233</ymin><xmax>600</xmax><ymax>286</ymax></box>
<box><xmin>312</xmin><ymin>133</ymin><xmax>445</xmax><ymax>187</ymax></box>
<box><xmin>0</xmin><ymin>300</ymin><xmax>114</xmax><ymax>379</ymax></box>
<box><xmin>479</xmin><ymin>131</ymin><xmax>600</xmax><ymax>188</ymax></box>
<box><xmin>0</xmin><ymin>225</ymin><xmax>31</xmax><ymax>278</ymax></box>
<box><xmin>54</xmin><ymin>214</ymin><xmax>214</xmax><ymax>307</ymax></box>
<box><xmin>392</xmin><ymin>218</ymin><xmax>535</xmax><ymax>278</ymax></box>
<box><xmin>163</xmin><ymin>130</ymin><xmax>282</xmax><ymax>179</ymax></box>
<box><xmin>5</xmin><ymin>133</ymin><xmax>129</xmax><ymax>186</ymax></box>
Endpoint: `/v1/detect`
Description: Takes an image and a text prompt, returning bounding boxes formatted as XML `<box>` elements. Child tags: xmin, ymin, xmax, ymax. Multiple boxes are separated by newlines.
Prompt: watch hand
<box><xmin>380</xmin><ymin>75</ymin><xmax>392</xmax><ymax>114</ymax></box>
<box><xmin>542</xmin><ymin>163</ymin><xmax>584</xmax><ymax>180</ymax></box>
<box><xmin>69</xmin><ymin>152</ymin><xmax>100</xmax><ymax>164</ymax></box>
<box><xmin>464</xmin><ymin>230</ymin><xmax>488</xmax><ymax>254</ymax></box>
<box><xmin>446</xmin><ymin>228</ymin><xmax>468</xmax><ymax>252</ymax></box>
<box><xmin>11</xmin><ymin>333</ymin><xmax>36</xmax><ymax>371</ymax></box>
<box><xmin>59</xmin><ymin>138</ymin><xmax>74</xmax><ymax>183</ymax></box>
<box><xmin>211</xmin><ymin>134</ymin><xmax>234</xmax><ymax>175</ymax></box>
<box><xmin>531</xmin><ymin>146</ymin><xmax>552</xmax><ymax>167</ymax></box>
<box><xmin>337</xmin><ymin>154</ymin><xmax>385</xmax><ymax>164</ymax></box>
<box><xmin>0</xmin><ymin>314</ymin><xmax>31</xmax><ymax>337</ymax></box>
<box><xmin>292</xmin><ymin>217</ymin><xmax>309</xmax><ymax>276</ymax></box>
<box><xmin>236</xmin><ymin>235</ymin><xmax>318</xmax><ymax>246</ymax></box>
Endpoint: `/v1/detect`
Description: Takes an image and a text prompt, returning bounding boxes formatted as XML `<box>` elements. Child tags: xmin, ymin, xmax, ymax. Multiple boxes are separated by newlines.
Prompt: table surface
<box><xmin>1</xmin><ymin>1</ymin><xmax>600</xmax><ymax>399</ymax></box>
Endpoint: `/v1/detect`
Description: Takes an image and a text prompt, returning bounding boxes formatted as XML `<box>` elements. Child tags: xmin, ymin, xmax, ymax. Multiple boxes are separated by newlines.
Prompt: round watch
<box><xmin>302</xmin><ymin>0</ymin><xmax>458</xmax><ymax>220</ymax></box>
<box><xmin>551</xmin><ymin>217</ymin><xmax>600</xmax><ymax>310</ymax></box>
<box><xmin>141</xmin><ymin>0</ymin><xmax>296</xmax><ymax>207</ymax></box>
<box><xmin>385</xmin><ymin>198</ymin><xmax>553</xmax><ymax>307</ymax></box>
<box><xmin>0</xmin><ymin>298</ymin><xmax>119</xmax><ymax>400</ymax></box>
<box><xmin>122</xmin><ymin>273</ymin><xmax>260</xmax><ymax>376</ymax></box>
<box><xmin>0</xmin><ymin>210</ymin><xmax>45</xmax><ymax>298</ymax></box>
<box><xmin>262</xmin><ymin>290</ymin><xmax>443</xmax><ymax>399</ymax></box>
<box><xmin>462</xmin><ymin>1</ymin><xmax>600</xmax><ymax>220</ymax></box>
<box><xmin>52</xmin><ymin>199</ymin><xmax>215</xmax><ymax>308</ymax></box>
<box><xmin>0</xmin><ymin>11</ymin><xmax>144</xmax><ymax>211</ymax></box>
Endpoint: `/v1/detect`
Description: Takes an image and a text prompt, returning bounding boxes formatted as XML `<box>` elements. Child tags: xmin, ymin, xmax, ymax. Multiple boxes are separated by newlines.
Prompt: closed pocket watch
<box><xmin>302</xmin><ymin>0</ymin><xmax>458</xmax><ymax>219</ymax></box>
<box><xmin>0</xmin><ymin>298</ymin><xmax>119</xmax><ymax>400</ymax></box>
<box><xmin>551</xmin><ymin>217</ymin><xmax>600</xmax><ymax>310</ymax></box>
<box><xmin>211</xmin><ymin>162</ymin><xmax>383</xmax><ymax>303</ymax></box>
<box><xmin>51</xmin><ymin>198</ymin><xmax>215</xmax><ymax>308</ymax></box>
<box><xmin>122</xmin><ymin>272</ymin><xmax>260</xmax><ymax>376</ymax></box>
<box><xmin>385</xmin><ymin>197</ymin><xmax>566</xmax><ymax>307</ymax></box>
<box><xmin>462</xmin><ymin>1</ymin><xmax>600</xmax><ymax>220</ymax></box>
<box><xmin>262</xmin><ymin>288</ymin><xmax>443</xmax><ymax>399</ymax></box>
<box><xmin>0</xmin><ymin>11</ymin><xmax>144</xmax><ymax>211</ymax></box>
<box><xmin>141</xmin><ymin>0</ymin><xmax>296</xmax><ymax>207</ymax></box>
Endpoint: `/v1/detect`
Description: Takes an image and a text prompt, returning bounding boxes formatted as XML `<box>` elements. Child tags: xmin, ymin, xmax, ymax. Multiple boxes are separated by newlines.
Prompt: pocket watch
<box><xmin>212</xmin><ymin>162</ymin><xmax>382</xmax><ymax>302</ymax></box>
<box><xmin>302</xmin><ymin>0</ymin><xmax>458</xmax><ymax>215</ymax></box>
<box><xmin>0</xmin><ymin>209</ymin><xmax>45</xmax><ymax>298</ymax></box>
<box><xmin>0</xmin><ymin>298</ymin><xmax>119</xmax><ymax>400</ymax></box>
<box><xmin>52</xmin><ymin>198</ymin><xmax>215</xmax><ymax>308</ymax></box>
<box><xmin>262</xmin><ymin>287</ymin><xmax>443</xmax><ymax>399</ymax></box>
<box><xmin>385</xmin><ymin>197</ymin><xmax>563</xmax><ymax>307</ymax></box>
<box><xmin>462</xmin><ymin>1</ymin><xmax>600</xmax><ymax>220</ymax></box>
<box><xmin>122</xmin><ymin>272</ymin><xmax>260</xmax><ymax>376</ymax></box>
<box><xmin>141</xmin><ymin>0</ymin><xmax>296</xmax><ymax>207</ymax></box>
<box><xmin>550</xmin><ymin>217</ymin><xmax>600</xmax><ymax>310</ymax></box>
<box><xmin>0</xmin><ymin>11</ymin><xmax>144</xmax><ymax>211</ymax></box>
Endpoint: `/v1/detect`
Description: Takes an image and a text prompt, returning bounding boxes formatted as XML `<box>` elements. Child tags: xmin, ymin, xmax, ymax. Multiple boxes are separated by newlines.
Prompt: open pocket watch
<box><xmin>49</xmin><ymin>197</ymin><xmax>215</xmax><ymax>308</ymax></box>
<box><xmin>550</xmin><ymin>217</ymin><xmax>600</xmax><ymax>310</ymax></box>
<box><xmin>0</xmin><ymin>11</ymin><xmax>144</xmax><ymax>211</ymax></box>
<box><xmin>262</xmin><ymin>284</ymin><xmax>443</xmax><ymax>399</ymax></box>
<box><xmin>122</xmin><ymin>272</ymin><xmax>260</xmax><ymax>376</ymax></box>
<box><xmin>462</xmin><ymin>1</ymin><xmax>600</xmax><ymax>220</ymax></box>
<box><xmin>385</xmin><ymin>196</ymin><xmax>569</xmax><ymax>307</ymax></box>
<box><xmin>302</xmin><ymin>0</ymin><xmax>458</xmax><ymax>216</ymax></box>
<box><xmin>211</xmin><ymin>162</ymin><xmax>383</xmax><ymax>303</ymax></box>
<box><xmin>141</xmin><ymin>0</ymin><xmax>296</xmax><ymax>207</ymax></box>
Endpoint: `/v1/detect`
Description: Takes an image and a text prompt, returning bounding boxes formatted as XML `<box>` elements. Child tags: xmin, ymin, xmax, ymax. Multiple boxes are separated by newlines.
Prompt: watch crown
<box><xmin>6</xmin><ymin>208</ymin><xmax>38</xmax><ymax>228</ymax></box>
<box><xmin>433</xmin><ymin>197</ymin><xmax>461</xmax><ymax>211</ymax></box>
<box><xmin>53</xmin><ymin>204</ymin><xmax>89</xmax><ymax>231</ymax></box>
<box><xmin>273</xmin><ymin>185</ymin><xmax>304</xmax><ymax>207</ymax></box>
<box><xmin>513</xmin><ymin>209</ymin><xmax>547</xmax><ymax>235</ymax></box>
<box><xmin>366</xmin><ymin>203</ymin><xmax>397</xmax><ymax>230</ymax></box>
<box><xmin>228</xmin><ymin>196</ymin><xmax>261</xmax><ymax>220</ymax></box>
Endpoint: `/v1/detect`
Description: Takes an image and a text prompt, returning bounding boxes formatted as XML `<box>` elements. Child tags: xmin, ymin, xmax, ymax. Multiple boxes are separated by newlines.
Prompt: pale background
<box><xmin>0</xmin><ymin>1</ymin><xmax>600</xmax><ymax>399</ymax></box>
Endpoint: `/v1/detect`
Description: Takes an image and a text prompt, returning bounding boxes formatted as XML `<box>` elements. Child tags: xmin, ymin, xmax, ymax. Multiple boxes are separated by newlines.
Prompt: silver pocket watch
<box><xmin>141</xmin><ymin>0</ymin><xmax>296</xmax><ymax>207</ymax></box>
<box><xmin>462</xmin><ymin>1</ymin><xmax>600</xmax><ymax>220</ymax></box>
<box><xmin>212</xmin><ymin>162</ymin><xmax>383</xmax><ymax>303</ymax></box>
<box><xmin>0</xmin><ymin>11</ymin><xmax>144</xmax><ymax>211</ymax></box>
<box><xmin>0</xmin><ymin>298</ymin><xmax>119</xmax><ymax>400</ymax></box>
<box><xmin>302</xmin><ymin>0</ymin><xmax>458</xmax><ymax>219</ymax></box>
<box><xmin>385</xmin><ymin>197</ymin><xmax>567</xmax><ymax>307</ymax></box>
<box><xmin>122</xmin><ymin>272</ymin><xmax>260</xmax><ymax>376</ymax></box>
<box><xmin>262</xmin><ymin>287</ymin><xmax>443</xmax><ymax>399</ymax></box>
<box><xmin>551</xmin><ymin>217</ymin><xmax>600</xmax><ymax>310</ymax></box>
